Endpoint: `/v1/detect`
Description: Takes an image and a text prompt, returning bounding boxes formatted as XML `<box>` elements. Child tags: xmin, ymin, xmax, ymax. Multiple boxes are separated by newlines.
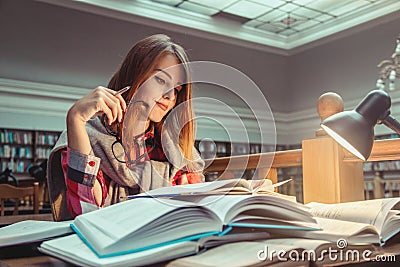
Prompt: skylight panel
<box><xmin>291</xmin><ymin>0</ymin><xmax>317</xmax><ymax>5</ymax></box>
<box><xmin>258</xmin><ymin>22</ymin><xmax>284</xmax><ymax>32</ymax></box>
<box><xmin>257</xmin><ymin>9</ymin><xmax>286</xmax><ymax>22</ymax></box>
<box><xmin>152</xmin><ymin>0</ymin><xmax>182</xmax><ymax>6</ymax></box>
<box><xmin>306</xmin><ymin>0</ymin><xmax>350</xmax><ymax>11</ymax></box>
<box><xmin>278</xmin><ymin>3</ymin><xmax>300</xmax><ymax>12</ymax></box>
<box><xmin>293</xmin><ymin>6</ymin><xmax>323</xmax><ymax>18</ymax></box>
<box><xmin>249</xmin><ymin>0</ymin><xmax>285</xmax><ymax>8</ymax></box>
<box><xmin>179</xmin><ymin>1</ymin><xmax>219</xmax><ymax>16</ymax></box>
<box><xmin>189</xmin><ymin>0</ymin><xmax>237</xmax><ymax>10</ymax></box>
<box><xmin>224</xmin><ymin>0</ymin><xmax>271</xmax><ymax>19</ymax></box>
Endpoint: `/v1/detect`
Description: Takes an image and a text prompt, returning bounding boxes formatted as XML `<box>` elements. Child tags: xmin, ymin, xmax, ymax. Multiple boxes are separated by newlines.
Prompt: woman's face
<box><xmin>138</xmin><ymin>53</ymin><xmax>184</xmax><ymax>123</ymax></box>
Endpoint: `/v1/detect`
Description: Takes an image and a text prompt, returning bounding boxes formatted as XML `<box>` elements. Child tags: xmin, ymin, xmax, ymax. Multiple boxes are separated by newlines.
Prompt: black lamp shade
<box><xmin>321</xmin><ymin>110</ymin><xmax>374</xmax><ymax>160</ymax></box>
<box><xmin>321</xmin><ymin>90</ymin><xmax>392</xmax><ymax>161</ymax></box>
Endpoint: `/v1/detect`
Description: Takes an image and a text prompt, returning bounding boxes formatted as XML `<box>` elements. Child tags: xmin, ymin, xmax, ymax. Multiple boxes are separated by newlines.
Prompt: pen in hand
<box><xmin>115</xmin><ymin>86</ymin><xmax>131</xmax><ymax>95</ymax></box>
<box><xmin>116</xmin><ymin>86</ymin><xmax>148</xmax><ymax>107</ymax></box>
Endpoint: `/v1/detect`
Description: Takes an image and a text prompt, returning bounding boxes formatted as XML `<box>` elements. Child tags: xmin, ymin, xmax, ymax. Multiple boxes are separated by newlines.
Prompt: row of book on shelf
<box><xmin>196</xmin><ymin>141</ymin><xmax>279</xmax><ymax>158</ymax></box>
<box><xmin>0</xmin><ymin>145</ymin><xmax>33</xmax><ymax>159</ymax></box>
<box><xmin>1</xmin><ymin>178</ymin><xmax>399</xmax><ymax>267</ymax></box>
<box><xmin>0</xmin><ymin>130</ymin><xmax>33</xmax><ymax>145</ymax></box>
<box><xmin>35</xmin><ymin>132</ymin><xmax>59</xmax><ymax>146</ymax></box>
<box><xmin>0</xmin><ymin>146</ymin><xmax>53</xmax><ymax>159</ymax></box>
<box><xmin>1</xmin><ymin>160</ymin><xmax>29</xmax><ymax>173</ymax></box>
<box><xmin>363</xmin><ymin>160</ymin><xmax>400</xmax><ymax>172</ymax></box>
<box><xmin>0</xmin><ymin>130</ymin><xmax>59</xmax><ymax>146</ymax></box>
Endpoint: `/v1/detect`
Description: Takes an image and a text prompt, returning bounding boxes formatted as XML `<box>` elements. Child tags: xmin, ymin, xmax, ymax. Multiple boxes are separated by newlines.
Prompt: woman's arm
<box><xmin>65</xmin><ymin>86</ymin><xmax>126</xmax><ymax>205</ymax></box>
<box><xmin>61</xmin><ymin>149</ymin><xmax>108</xmax><ymax>217</ymax></box>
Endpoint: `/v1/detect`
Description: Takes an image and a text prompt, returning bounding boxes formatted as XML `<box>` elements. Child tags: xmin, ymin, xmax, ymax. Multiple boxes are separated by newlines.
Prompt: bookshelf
<box><xmin>0</xmin><ymin>128</ymin><xmax>61</xmax><ymax>175</ymax></box>
<box><xmin>195</xmin><ymin>141</ymin><xmax>266</xmax><ymax>181</ymax></box>
<box><xmin>195</xmin><ymin>141</ymin><xmax>302</xmax><ymax>182</ymax></box>
<box><xmin>195</xmin><ymin>141</ymin><xmax>276</xmax><ymax>158</ymax></box>
<box><xmin>364</xmin><ymin>134</ymin><xmax>400</xmax><ymax>181</ymax></box>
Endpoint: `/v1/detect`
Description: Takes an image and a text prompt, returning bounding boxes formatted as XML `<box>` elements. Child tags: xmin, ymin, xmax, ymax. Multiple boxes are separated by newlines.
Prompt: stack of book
<box><xmin>1</xmin><ymin>178</ymin><xmax>400</xmax><ymax>266</ymax></box>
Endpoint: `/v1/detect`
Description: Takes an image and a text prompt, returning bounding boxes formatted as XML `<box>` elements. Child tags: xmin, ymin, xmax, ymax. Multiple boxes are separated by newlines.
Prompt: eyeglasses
<box><xmin>103</xmin><ymin>86</ymin><xmax>154</xmax><ymax>165</ymax></box>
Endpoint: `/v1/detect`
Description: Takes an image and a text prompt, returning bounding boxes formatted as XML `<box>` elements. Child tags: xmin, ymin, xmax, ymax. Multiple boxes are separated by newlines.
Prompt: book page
<box><xmin>131</xmin><ymin>179</ymin><xmax>253</xmax><ymax>198</ymax></box>
<box><xmin>381</xmin><ymin>211</ymin><xmax>400</xmax><ymax>242</ymax></box>
<box><xmin>0</xmin><ymin>220</ymin><xmax>73</xmax><ymax>247</ymax></box>
<box><xmin>306</xmin><ymin>198</ymin><xmax>400</xmax><ymax>231</ymax></box>
<box><xmin>252</xmin><ymin>179</ymin><xmax>292</xmax><ymax>194</ymax></box>
<box><xmin>72</xmin><ymin>197</ymin><xmax>222</xmax><ymax>256</ymax></box>
<box><xmin>194</xmin><ymin>194</ymin><xmax>315</xmax><ymax>227</ymax></box>
<box><xmin>130</xmin><ymin>178</ymin><xmax>287</xmax><ymax>198</ymax></box>
<box><xmin>39</xmin><ymin>234</ymin><xmax>199</xmax><ymax>267</ymax></box>
<box><xmin>296</xmin><ymin>217</ymin><xmax>381</xmax><ymax>244</ymax></box>
<box><xmin>73</xmin><ymin>198</ymin><xmax>185</xmax><ymax>244</ymax></box>
<box><xmin>208</xmin><ymin>179</ymin><xmax>291</xmax><ymax>195</ymax></box>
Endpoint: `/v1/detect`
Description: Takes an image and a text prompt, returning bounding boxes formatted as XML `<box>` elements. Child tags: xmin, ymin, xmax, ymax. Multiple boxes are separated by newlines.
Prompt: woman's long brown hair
<box><xmin>107</xmin><ymin>34</ymin><xmax>195</xmax><ymax>160</ymax></box>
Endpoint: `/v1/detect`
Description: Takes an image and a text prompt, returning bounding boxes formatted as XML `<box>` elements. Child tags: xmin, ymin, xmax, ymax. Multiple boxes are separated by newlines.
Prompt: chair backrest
<box><xmin>47</xmin><ymin>148</ymin><xmax>73</xmax><ymax>221</ymax></box>
<box><xmin>0</xmin><ymin>182</ymin><xmax>39</xmax><ymax>216</ymax></box>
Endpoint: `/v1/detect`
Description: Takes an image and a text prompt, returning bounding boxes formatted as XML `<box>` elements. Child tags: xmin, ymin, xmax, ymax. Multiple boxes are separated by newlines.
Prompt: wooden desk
<box><xmin>0</xmin><ymin>213</ymin><xmax>53</xmax><ymax>226</ymax></box>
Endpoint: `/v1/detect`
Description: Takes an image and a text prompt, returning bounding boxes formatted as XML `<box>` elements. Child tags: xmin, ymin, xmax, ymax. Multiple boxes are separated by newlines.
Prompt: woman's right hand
<box><xmin>67</xmin><ymin>86</ymin><xmax>127</xmax><ymax>155</ymax></box>
<box><xmin>68</xmin><ymin>86</ymin><xmax>127</xmax><ymax>126</ymax></box>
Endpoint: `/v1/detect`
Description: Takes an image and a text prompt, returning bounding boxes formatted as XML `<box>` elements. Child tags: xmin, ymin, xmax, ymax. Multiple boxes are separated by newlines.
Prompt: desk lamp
<box><xmin>321</xmin><ymin>90</ymin><xmax>400</xmax><ymax>160</ymax></box>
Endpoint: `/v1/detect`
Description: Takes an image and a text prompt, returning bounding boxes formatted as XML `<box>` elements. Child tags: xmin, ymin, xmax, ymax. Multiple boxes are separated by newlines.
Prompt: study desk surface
<box><xmin>0</xmin><ymin>213</ymin><xmax>53</xmax><ymax>226</ymax></box>
<box><xmin>0</xmin><ymin>241</ymin><xmax>399</xmax><ymax>267</ymax></box>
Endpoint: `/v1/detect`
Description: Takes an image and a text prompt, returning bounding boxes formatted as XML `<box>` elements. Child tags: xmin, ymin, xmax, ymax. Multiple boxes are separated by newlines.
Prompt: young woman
<box><xmin>49</xmin><ymin>34</ymin><xmax>204</xmax><ymax>219</ymax></box>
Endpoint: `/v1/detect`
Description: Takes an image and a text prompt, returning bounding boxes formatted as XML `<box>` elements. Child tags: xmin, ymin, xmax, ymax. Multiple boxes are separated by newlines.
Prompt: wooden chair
<box><xmin>47</xmin><ymin>140</ymin><xmax>73</xmax><ymax>222</ymax></box>
<box><xmin>0</xmin><ymin>182</ymin><xmax>39</xmax><ymax>216</ymax></box>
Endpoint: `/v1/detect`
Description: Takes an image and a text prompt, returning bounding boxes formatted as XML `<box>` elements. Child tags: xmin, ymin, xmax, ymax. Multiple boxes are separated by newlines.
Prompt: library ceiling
<box><xmin>43</xmin><ymin>0</ymin><xmax>400</xmax><ymax>51</ymax></box>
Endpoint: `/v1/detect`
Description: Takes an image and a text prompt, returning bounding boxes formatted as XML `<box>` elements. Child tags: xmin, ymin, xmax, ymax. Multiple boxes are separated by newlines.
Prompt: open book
<box><xmin>278</xmin><ymin>198</ymin><xmax>400</xmax><ymax>245</ymax></box>
<box><xmin>128</xmin><ymin>178</ymin><xmax>293</xmax><ymax>199</ymax></box>
<box><xmin>39</xmin><ymin>231</ymin><xmax>271</xmax><ymax>267</ymax></box>
<box><xmin>0</xmin><ymin>220</ymin><xmax>73</xmax><ymax>247</ymax></box>
<box><xmin>166</xmin><ymin>238</ymin><xmax>380</xmax><ymax>267</ymax></box>
<box><xmin>71</xmin><ymin>194</ymin><xmax>318</xmax><ymax>257</ymax></box>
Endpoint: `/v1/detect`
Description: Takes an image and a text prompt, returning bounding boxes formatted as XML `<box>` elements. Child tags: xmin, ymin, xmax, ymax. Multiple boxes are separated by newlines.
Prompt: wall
<box><xmin>288</xmin><ymin>14</ymin><xmax>400</xmax><ymax>112</ymax></box>
<box><xmin>0</xmin><ymin>0</ymin><xmax>289</xmax><ymax>110</ymax></box>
